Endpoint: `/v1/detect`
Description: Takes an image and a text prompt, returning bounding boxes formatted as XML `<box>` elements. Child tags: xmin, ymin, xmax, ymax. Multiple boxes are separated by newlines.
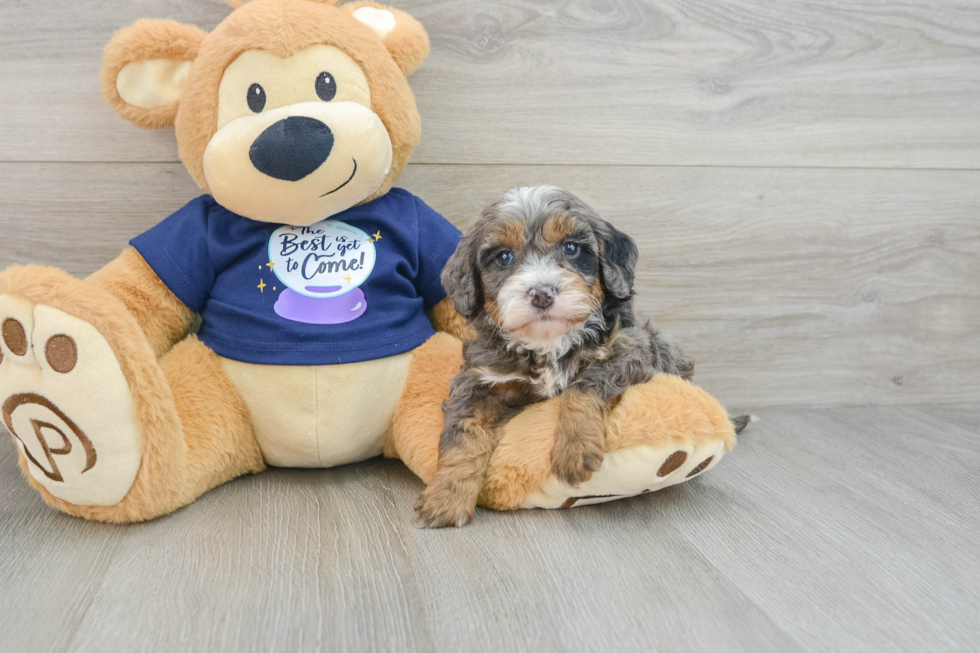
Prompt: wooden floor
<box><xmin>0</xmin><ymin>403</ymin><xmax>976</xmax><ymax>652</ymax></box>
<box><xmin>2</xmin><ymin>0</ymin><xmax>979</xmax><ymax>650</ymax></box>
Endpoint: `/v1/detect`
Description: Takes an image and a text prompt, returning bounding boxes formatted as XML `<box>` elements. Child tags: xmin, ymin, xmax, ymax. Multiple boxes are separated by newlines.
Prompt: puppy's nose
<box><xmin>249</xmin><ymin>116</ymin><xmax>334</xmax><ymax>181</ymax></box>
<box><xmin>529</xmin><ymin>286</ymin><xmax>557</xmax><ymax>309</ymax></box>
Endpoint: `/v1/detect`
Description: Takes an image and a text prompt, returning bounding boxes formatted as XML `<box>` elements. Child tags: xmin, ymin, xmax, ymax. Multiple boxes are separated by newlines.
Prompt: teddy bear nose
<box><xmin>249</xmin><ymin>116</ymin><xmax>334</xmax><ymax>182</ymax></box>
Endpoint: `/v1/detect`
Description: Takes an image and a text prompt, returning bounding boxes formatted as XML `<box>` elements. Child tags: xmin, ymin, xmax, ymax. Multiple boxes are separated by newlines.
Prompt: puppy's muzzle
<box><xmin>249</xmin><ymin>116</ymin><xmax>334</xmax><ymax>182</ymax></box>
<box><xmin>528</xmin><ymin>285</ymin><xmax>557</xmax><ymax>310</ymax></box>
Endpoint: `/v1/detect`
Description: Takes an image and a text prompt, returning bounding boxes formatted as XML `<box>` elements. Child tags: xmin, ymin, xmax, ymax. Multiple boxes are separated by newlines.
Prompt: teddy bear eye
<box><xmin>247</xmin><ymin>83</ymin><xmax>266</xmax><ymax>113</ymax></box>
<box><xmin>315</xmin><ymin>72</ymin><xmax>337</xmax><ymax>102</ymax></box>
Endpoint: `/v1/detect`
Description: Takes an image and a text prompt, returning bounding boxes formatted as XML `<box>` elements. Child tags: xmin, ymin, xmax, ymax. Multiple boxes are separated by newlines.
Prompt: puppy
<box><xmin>415</xmin><ymin>186</ymin><xmax>693</xmax><ymax>528</ymax></box>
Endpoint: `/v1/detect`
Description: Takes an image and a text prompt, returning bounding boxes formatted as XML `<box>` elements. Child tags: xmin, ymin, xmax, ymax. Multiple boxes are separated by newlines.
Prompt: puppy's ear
<box><xmin>440</xmin><ymin>230</ymin><xmax>482</xmax><ymax>319</ymax></box>
<box><xmin>100</xmin><ymin>19</ymin><xmax>207</xmax><ymax>129</ymax></box>
<box><xmin>599</xmin><ymin>223</ymin><xmax>639</xmax><ymax>299</ymax></box>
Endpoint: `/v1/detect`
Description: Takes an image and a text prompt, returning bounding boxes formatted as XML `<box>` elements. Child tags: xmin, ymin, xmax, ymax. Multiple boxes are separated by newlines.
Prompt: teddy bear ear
<box><xmin>100</xmin><ymin>19</ymin><xmax>208</xmax><ymax>129</ymax></box>
<box><xmin>344</xmin><ymin>2</ymin><xmax>431</xmax><ymax>76</ymax></box>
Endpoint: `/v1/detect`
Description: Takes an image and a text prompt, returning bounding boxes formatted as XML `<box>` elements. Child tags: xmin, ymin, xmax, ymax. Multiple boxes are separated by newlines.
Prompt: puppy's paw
<box><xmin>551</xmin><ymin>436</ymin><xmax>604</xmax><ymax>487</ymax></box>
<box><xmin>414</xmin><ymin>487</ymin><xmax>476</xmax><ymax>529</ymax></box>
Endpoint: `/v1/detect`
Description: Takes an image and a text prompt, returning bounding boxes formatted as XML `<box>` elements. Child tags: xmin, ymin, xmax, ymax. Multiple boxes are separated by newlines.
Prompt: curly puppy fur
<box><xmin>414</xmin><ymin>186</ymin><xmax>693</xmax><ymax>528</ymax></box>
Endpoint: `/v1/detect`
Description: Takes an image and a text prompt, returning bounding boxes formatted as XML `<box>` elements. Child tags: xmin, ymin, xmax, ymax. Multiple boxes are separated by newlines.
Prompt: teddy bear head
<box><xmin>100</xmin><ymin>0</ymin><xmax>429</xmax><ymax>226</ymax></box>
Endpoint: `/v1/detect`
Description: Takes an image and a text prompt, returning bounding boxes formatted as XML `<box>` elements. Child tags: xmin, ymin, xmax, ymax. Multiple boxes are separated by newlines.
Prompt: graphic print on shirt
<box><xmin>268</xmin><ymin>219</ymin><xmax>378</xmax><ymax>324</ymax></box>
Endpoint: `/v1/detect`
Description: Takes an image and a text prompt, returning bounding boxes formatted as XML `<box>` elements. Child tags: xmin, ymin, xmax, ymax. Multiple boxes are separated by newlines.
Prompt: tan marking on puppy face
<box><xmin>493</xmin><ymin>256</ymin><xmax>597</xmax><ymax>350</ymax></box>
<box><xmin>483</xmin><ymin>297</ymin><xmax>502</xmax><ymax>325</ymax></box>
<box><xmin>542</xmin><ymin>212</ymin><xmax>575</xmax><ymax>245</ymax></box>
<box><xmin>590</xmin><ymin>276</ymin><xmax>605</xmax><ymax>304</ymax></box>
<box><xmin>487</xmin><ymin>219</ymin><xmax>526</xmax><ymax>250</ymax></box>
<box><xmin>564</xmin><ymin>269</ymin><xmax>600</xmax><ymax>316</ymax></box>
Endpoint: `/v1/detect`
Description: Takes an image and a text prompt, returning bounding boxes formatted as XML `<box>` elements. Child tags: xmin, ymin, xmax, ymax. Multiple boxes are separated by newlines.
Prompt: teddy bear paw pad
<box><xmin>0</xmin><ymin>296</ymin><xmax>141</xmax><ymax>506</ymax></box>
<box><xmin>522</xmin><ymin>438</ymin><xmax>728</xmax><ymax>510</ymax></box>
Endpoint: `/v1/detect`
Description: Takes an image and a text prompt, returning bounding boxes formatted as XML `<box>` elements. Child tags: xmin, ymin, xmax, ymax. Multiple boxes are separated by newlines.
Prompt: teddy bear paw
<box><xmin>0</xmin><ymin>295</ymin><xmax>141</xmax><ymax>507</ymax></box>
<box><xmin>525</xmin><ymin>438</ymin><xmax>729</xmax><ymax>510</ymax></box>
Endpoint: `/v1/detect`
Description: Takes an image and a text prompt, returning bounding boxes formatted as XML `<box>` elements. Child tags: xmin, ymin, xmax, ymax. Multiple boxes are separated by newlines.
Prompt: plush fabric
<box><xmin>1</xmin><ymin>305</ymin><xmax>142</xmax><ymax>506</ymax></box>
<box><xmin>100</xmin><ymin>20</ymin><xmax>207</xmax><ymax>129</ymax></box>
<box><xmin>205</xmin><ymin>44</ymin><xmax>392</xmax><ymax>223</ymax></box>
<box><xmin>0</xmin><ymin>266</ymin><xmax>187</xmax><ymax>522</ymax></box>
<box><xmin>0</xmin><ymin>0</ymin><xmax>740</xmax><ymax>524</ymax></box>
<box><xmin>427</xmin><ymin>296</ymin><xmax>476</xmax><ymax>342</ymax></box>
<box><xmin>222</xmin><ymin>349</ymin><xmax>413</xmax><ymax>467</ymax></box>
<box><xmin>87</xmin><ymin>248</ymin><xmax>194</xmax><ymax>358</ymax></box>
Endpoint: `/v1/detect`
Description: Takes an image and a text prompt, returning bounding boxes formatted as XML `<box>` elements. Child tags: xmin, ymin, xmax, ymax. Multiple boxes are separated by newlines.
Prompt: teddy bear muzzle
<box><xmin>203</xmin><ymin>100</ymin><xmax>393</xmax><ymax>226</ymax></box>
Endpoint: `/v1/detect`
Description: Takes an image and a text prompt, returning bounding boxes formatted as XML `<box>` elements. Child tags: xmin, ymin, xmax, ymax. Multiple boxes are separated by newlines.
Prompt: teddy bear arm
<box><xmin>87</xmin><ymin>247</ymin><xmax>195</xmax><ymax>358</ymax></box>
<box><xmin>426</xmin><ymin>296</ymin><xmax>475</xmax><ymax>342</ymax></box>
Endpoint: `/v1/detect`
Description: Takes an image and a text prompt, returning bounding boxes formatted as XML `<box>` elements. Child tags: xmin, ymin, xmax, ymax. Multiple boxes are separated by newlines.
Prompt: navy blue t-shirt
<box><xmin>131</xmin><ymin>189</ymin><xmax>462</xmax><ymax>365</ymax></box>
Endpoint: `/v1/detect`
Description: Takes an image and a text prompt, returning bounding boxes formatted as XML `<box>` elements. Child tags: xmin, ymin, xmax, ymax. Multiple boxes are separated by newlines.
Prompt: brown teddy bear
<box><xmin>0</xmin><ymin>0</ymin><xmax>737</xmax><ymax>524</ymax></box>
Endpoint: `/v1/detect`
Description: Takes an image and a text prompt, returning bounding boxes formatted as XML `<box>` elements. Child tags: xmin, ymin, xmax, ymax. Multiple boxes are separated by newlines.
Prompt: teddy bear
<box><xmin>0</xmin><ymin>0</ymin><xmax>738</xmax><ymax>523</ymax></box>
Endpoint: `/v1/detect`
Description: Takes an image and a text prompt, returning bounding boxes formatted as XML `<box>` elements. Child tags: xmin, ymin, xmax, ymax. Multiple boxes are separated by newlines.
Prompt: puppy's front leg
<box><xmin>415</xmin><ymin>388</ymin><xmax>505</xmax><ymax>528</ymax></box>
<box><xmin>551</xmin><ymin>386</ymin><xmax>608</xmax><ymax>486</ymax></box>
<box><xmin>552</xmin><ymin>331</ymin><xmax>657</xmax><ymax>486</ymax></box>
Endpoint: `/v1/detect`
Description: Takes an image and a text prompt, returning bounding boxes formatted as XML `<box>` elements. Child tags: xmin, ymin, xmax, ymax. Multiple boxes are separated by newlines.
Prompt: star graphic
<box><xmin>265</xmin><ymin>260</ymin><xmax>275</xmax><ymax>270</ymax></box>
<box><xmin>345</xmin><ymin>274</ymin><xmax>353</xmax><ymax>283</ymax></box>
<box><xmin>373</xmin><ymin>230</ymin><xmax>382</xmax><ymax>241</ymax></box>
<box><xmin>257</xmin><ymin>279</ymin><xmax>267</xmax><ymax>293</ymax></box>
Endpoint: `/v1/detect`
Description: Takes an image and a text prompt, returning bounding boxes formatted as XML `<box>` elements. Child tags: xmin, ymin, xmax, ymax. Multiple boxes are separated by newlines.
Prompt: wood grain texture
<box><xmin>1</xmin><ymin>162</ymin><xmax>977</xmax><ymax>408</ymax></box>
<box><xmin>1</xmin><ymin>403</ymin><xmax>978</xmax><ymax>652</ymax></box>
<box><xmin>1</xmin><ymin>0</ymin><xmax>978</xmax><ymax>649</ymax></box>
<box><xmin>1</xmin><ymin>0</ymin><xmax>979</xmax><ymax>167</ymax></box>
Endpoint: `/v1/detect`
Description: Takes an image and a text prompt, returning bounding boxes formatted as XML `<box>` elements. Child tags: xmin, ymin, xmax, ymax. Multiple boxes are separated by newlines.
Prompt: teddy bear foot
<box><xmin>527</xmin><ymin>438</ymin><xmax>727</xmax><ymax>509</ymax></box>
<box><xmin>0</xmin><ymin>295</ymin><xmax>142</xmax><ymax>507</ymax></box>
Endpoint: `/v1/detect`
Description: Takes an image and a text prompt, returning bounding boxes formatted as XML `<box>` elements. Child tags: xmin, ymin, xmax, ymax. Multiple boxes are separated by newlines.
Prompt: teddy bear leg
<box><xmin>157</xmin><ymin>336</ymin><xmax>266</xmax><ymax>510</ymax></box>
<box><xmin>0</xmin><ymin>271</ymin><xmax>263</xmax><ymax>523</ymax></box>
<box><xmin>480</xmin><ymin>374</ymin><xmax>738</xmax><ymax>511</ymax></box>
<box><xmin>387</xmin><ymin>334</ymin><xmax>738</xmax><ymax>514</ymax></box>
<box><xmin>384</xmin><ymin>331</ymin><xmax>462</xmax><ymax>484</ymax></box>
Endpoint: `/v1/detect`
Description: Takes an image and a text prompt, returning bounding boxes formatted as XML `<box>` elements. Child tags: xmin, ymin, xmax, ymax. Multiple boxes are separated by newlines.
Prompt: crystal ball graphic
<box><xmin>268</xmin><ymin>220</ymin><xmax>376</xmax><ymax>298</ymax></box>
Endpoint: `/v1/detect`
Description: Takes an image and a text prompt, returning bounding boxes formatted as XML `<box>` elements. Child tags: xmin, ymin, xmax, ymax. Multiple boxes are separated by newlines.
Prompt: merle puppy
<box><xmin>414</xmin><ymin>186</ymin><xmax>694</xmax><ymax>528</ymax></box>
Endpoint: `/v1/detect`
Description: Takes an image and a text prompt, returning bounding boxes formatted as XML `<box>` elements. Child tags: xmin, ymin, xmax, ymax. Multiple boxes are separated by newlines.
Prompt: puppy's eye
<box><xmin>247</xmin><ymin>83</ymin><xmax>266</xmax><ymax>113</ymax></box>
<box><xmin>316</xmin><ymin>72</ymin><xmax>337</xmax><ymax>101</ymax></box>
<box><xmin>562</xmin><ymin>242</ymin><xmax>581</xmax><ymax>257</ymax></box>
<box><xmin>496</xmin><ymin>250</ymin><xmax>514</xmax><ymax>267</ymax></box>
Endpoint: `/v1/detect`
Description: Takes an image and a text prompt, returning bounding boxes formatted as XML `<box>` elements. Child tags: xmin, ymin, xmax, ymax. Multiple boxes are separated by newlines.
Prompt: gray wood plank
<box><xmin>1</xmin><ymin>161</ymin><xmax>977</xmax><ymax>408</ymax></box>
<box><xmin>1</xmin><ymin>404</ymin><xmax>978</xmax><ymax>652</ymax></box>
<box><xmin>1</xmin><ymin>0</ymin><xmax>979</xmax><ymax>167</ymax></box>
<box><xmin>905</xmin><ymin>402</ymin><xmax>980</xmax><ymax>436</ymax></box>
<box><xmin>662</xmin><ymin>405</ymin><xmax>980</xmax><ymax>651</ymax></box>
<box><xmin>381</xmin><ymin>466</ymin><xmax>804</xmax><ymax>653</ymax></box>
<box><xmin>0</xmin><ymin>442</ymin><xmax>132</xmax><ymax>652</ymax></box>
<box><xmin>61</xmin><ymin>461</ymin><xmax>432</xmax><ymax>653</ymax></box>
